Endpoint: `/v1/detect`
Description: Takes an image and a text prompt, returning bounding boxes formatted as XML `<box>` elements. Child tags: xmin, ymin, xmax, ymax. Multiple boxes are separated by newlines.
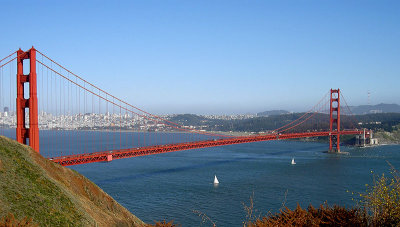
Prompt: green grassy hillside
<box><xmin>0</xmin><ymin>136</ymin><xmax>144</xmax><ymax>226</ymax></box>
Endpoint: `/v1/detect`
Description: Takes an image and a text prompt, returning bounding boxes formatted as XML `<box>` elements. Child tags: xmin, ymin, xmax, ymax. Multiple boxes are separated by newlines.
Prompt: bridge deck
<box><xmin>52</xmin><ymin>130</ymin><xmax>362</xmax><ymax>166</ymax></box>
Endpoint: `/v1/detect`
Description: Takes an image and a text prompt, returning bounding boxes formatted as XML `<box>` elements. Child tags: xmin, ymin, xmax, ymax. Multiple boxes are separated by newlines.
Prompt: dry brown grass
<box><xmin>0</xmin><ymin>136</ymin><xmax>144</xmax><ymax>226</ymax></box>
<box><xmin>146</xmin><ymin>220</ymin><xmax>179</xmax><ymax>227</ymax></box>
<box><xmin>193</xmin><ymin>210</ymin><xmax>217</xmax><ymax>227</ymax></box>
<box><xmin>32</xmin><ymin>152</ymin><xmax>140</xmax><ymax>226</ymax></box>
<box><xmin>0</xmin><ymin>213</ymin><xmax>39</xmax><ymax>227</ymax></box>
<box><xmin>247</xmin><ymin>204</ymin><xmax>368</xmax><ymax>227</ymax></box>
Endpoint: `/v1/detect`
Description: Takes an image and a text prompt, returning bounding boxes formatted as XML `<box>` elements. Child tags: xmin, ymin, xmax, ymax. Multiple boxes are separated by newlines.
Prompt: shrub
<box><xmin>247</xmin><ymin>204</ymin><xmax>367</xmax><ymax>227</ymax></box>
<box><xmin>361</xmin><ymin>164</ymin><xmax>400</xmax><ymax>226</ymax></box>
<box><xmin>146</xmin><ymin>220</ymin><xmax>178</xmax><ymax>227</ymax></box>
<box><xmin>0</xmin><ymin>213</ymin><xmax>38</xmax><ymax>227</ymax></box>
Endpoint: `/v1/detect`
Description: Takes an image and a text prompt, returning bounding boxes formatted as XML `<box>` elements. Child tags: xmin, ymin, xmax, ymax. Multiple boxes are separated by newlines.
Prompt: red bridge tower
<box><xmin>16</xmin><ymin>47</ymin><xmax>40</xmax><ymax>153</ymax></box>
<box><xmin>329</xmin><ymin>89</ymin><xmax>340</xmax><ymax>152</ymax></box>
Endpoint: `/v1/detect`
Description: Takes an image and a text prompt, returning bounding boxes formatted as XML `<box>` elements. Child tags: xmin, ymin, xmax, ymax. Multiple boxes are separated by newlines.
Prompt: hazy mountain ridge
<box><xmin>257</xmin><ymin>103</ymin><xmax>400</xmax><ymax>116</ymax></box>
<box><xmin>170</xmin><ymin>112</ymin><xmax>400</xmax><ymax>133</ymax></box>
<box><xmin>347</xmin><ymin>103</ymin><xmax>400</xmax><ymax>115</ymax></box>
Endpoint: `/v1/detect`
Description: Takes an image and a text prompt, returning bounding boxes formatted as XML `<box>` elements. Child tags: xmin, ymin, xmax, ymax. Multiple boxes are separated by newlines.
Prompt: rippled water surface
<box><xmin>67</xmin><ymin>137</ymin><xmax>400</xmax><ymax>226</ymax></box>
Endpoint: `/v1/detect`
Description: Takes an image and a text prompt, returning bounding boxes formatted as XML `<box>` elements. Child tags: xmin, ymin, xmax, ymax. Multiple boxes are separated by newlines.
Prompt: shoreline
<box><xmin>2</xmin><ymin>127</ymin><xmax>399</xmax><ymax>145</ymax></box>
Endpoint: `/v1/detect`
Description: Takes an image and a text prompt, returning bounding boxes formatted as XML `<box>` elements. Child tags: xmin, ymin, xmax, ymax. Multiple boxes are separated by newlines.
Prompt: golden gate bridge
<box><xmin>0</xmin><ymin>47</ymin><xmax>369</xmax><ymax>166</ymax></box>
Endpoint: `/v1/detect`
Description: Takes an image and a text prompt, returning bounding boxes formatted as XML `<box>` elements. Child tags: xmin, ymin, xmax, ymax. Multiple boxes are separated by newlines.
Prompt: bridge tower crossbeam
<box><xmin>329</xmin><ymin>88</ymin><xmax>340</xmax><ymax>152</ymax></box>
<box><xmin>16</xmin><ymin>47</ymin><xmax>39</xmax><ymax>153</ymax></box>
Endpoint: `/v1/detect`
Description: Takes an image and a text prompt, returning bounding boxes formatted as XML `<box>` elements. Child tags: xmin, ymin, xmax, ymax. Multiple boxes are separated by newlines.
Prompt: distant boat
<box><xmin>291</xmin><ymin>158</ymin><xmax>296</xmax><ymax>165</ymax></box>
<box><xmin>214</xmin><ymin>175</ymin><xmax>219</xmax><ymax>184</ymax></box>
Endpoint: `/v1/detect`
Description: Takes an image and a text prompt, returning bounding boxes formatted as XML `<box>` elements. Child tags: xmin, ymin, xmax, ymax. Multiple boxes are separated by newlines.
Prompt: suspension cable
<box><xmin>0</xmin><ymin>57</ymin><xmax>17</xmax><ymax>69</ymax></box>
<box><xmin>36</xmin><ymin>59</ymin><xmax>233</xmax><ymax>138</ymax></box>
<box><xmin>340</xmin><ymin>92</ymin><xmax>359</xmax><ymax>129</ymax></box>
<box><xmin>278</xmin><ymin>99</ymin><xmax>330</xmax><ymax>133</ymax></box>
<box><xmin>271</xmin><ymin>91</ymin><xmax>329</xmax><ymax>133</ymax></box>
<box><xmin>0</xmin><ymin>51</ymin><xmax>16</xmax><ymax>63</ymax></box>
<box><xmin>36</xmin><ymin>50</ymin><xmax>233</xmax><ymax>138</ymax></box>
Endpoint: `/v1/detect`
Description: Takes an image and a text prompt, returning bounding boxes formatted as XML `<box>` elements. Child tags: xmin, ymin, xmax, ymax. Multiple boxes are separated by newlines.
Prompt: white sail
<box><xmin>291</xmin><ymin>158</ymin><xmax>296</xmax><ymax>165</ymax></box>
<box><xmin>214</xmin><ymin>175</ymin><xmax>219</xmax><ymax>184</ymax></box>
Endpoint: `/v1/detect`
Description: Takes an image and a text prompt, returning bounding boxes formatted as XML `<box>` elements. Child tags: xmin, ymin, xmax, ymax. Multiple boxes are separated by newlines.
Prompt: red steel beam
<box><xmin>51</xmin><ymin>130</ymin><xmax>363</xmax><ymax>166</ymax></box>
<box><xmin>16</xmin><ymin>47</ymin><xmax>40</xmax><ymax>153</ymax></box>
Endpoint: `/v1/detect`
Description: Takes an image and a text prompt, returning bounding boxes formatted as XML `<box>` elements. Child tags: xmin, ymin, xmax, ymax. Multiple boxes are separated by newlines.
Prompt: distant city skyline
<box><xmin>1</xmin><ymin>1</ymin><xmax>399</xmax><ymax>115</ymax></box>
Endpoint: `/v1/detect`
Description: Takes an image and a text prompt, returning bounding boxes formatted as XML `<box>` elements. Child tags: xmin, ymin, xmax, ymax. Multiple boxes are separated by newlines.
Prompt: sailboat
<box><xmin>291</xmin><ymin>158</ymin><xmax>296</xmax><ymax>165</ymax></box>
<box><xmin>214</xmin><ymin>175</ymin><xmax>219</xmax><ymax>184</ymax></box>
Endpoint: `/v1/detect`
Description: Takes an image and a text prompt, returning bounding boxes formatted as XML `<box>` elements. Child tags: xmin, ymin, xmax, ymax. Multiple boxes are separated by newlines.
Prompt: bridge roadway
<box><xmin>51</xmin><ymin>130</ymin><xmax>363</xmax><ymax>166</ymax></box>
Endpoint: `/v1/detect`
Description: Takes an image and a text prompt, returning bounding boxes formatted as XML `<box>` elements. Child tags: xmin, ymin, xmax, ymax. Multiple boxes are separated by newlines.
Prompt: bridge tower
<box><xmin>329</xmin><ymin>89</ymin><xmax>340</xmax><ymax>152</ymax></box>
<box><xmin>16</xmin><ymin>47</ymin><xmax>40</xmax><ymax>153</ymax></box>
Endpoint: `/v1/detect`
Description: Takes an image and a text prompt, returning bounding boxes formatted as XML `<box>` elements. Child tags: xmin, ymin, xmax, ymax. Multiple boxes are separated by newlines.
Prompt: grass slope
<box><xmin>0</xmin><ymin>136</ymin><xmax>144</xmax><ymax>226</ymax></box>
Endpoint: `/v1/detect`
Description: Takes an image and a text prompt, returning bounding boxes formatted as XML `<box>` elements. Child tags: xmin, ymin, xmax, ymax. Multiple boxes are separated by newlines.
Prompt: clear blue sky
<box><xmin>1</xmin><ymin>1</ymin><xmax>399</xmax><ymax>114</ymax></box>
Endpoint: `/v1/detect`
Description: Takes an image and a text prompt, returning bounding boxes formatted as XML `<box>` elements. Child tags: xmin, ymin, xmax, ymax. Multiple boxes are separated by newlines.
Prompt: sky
<box><xmin>1</xmin><ymin>1</ymin><xmax>399</xmax><ymax>114</ymax></box>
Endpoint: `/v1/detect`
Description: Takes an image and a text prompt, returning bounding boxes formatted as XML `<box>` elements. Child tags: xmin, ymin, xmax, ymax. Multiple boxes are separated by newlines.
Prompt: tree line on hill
<box><xmin>169</xmin><ymin>113</ymin><xmax>400</xmax><ymax>133</ymax></box>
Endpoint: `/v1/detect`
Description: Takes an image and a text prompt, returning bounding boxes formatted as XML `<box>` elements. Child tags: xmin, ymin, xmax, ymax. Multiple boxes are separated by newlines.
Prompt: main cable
<box><xmin>36</xmin><ymin>50</ymin><xmax>234</xmax><ymax>138</ymax></box>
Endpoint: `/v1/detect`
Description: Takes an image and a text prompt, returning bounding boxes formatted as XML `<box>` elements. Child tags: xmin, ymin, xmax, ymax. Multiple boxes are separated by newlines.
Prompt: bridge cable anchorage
<box><xmin>35</xmin><ymin>50</ymin><xmax>234</xmax><ymax>138</ymax></box>
<box><xmin>35</xmin><ymin>59</ymin><xmax>229</xmax><ymax>138</ymax></box>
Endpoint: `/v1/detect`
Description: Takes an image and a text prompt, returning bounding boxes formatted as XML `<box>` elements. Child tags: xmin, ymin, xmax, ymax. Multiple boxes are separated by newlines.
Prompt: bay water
<box><xmin>69</xmin><ymin>135</ymin><xmax>399</xmax><ymax>226</ymax></box>
<box><xmin>2</xmin><ymin>129</ymin><xmax>399</xmax><ymax>226</ymax></box>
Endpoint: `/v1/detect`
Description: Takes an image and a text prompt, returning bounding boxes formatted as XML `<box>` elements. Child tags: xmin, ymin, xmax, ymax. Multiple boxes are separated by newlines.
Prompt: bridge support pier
<box><xmin>107</xmin><ymin>154</ymin><xmax>113</xmax><ymax>162</ymax></box>
<box><xmin>16</xmin><ymin>47</ymin><xmax>39</xmax><ymax>153</ymax></box>
<box><xmin>329</xmin><ymin>89</ymin><xmax>340</xmax><ymax>153</ymax></box>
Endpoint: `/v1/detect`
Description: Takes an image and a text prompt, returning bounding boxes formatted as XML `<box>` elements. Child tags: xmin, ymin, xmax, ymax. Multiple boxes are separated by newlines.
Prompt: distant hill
<box><xmin>169</xmin><ymin>114</ymin><xmax>209</xmax><ymax>125</ymax></box>
<box><xmin>169</xmin><ymin>114</ymin><xmax>225</xmax><ymax>126</ymax></box>
<box><xmin>257</xmin><ymin>110</ymin><xmax>290</xmax><ymax>116</ymax></box>
<box><xmin>0</xmin><ymin>136</ymin><xmax>143</xmax><ymax>226</ymax></box>
<box><xmin>257</xmin><ymin>104</ymin><xmax>400</xmax><ymax>116</ymax></box>
<box><xmin>348</xmin><ymin>103</ymin><xmax>400</xmax><ymax>115</ymax></box>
